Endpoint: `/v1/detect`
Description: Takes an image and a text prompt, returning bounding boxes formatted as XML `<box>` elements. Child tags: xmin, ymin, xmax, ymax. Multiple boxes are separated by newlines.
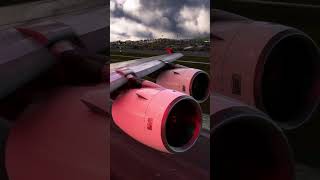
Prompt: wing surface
<box><xmin>110</xmin><ymin>53</ymin><xmax>183</xmax><ymax>93</ymax></box>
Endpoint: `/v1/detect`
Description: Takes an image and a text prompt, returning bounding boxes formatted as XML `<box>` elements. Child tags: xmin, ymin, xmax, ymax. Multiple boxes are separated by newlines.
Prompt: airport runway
<box><xmin>111</xmin><ymin>54</ymin><xmax>210</xmax><ymax>65</ymax></box>
<box><xmin>110</xmin><ymin>121</ymin><xmax>210</xmax><ymax>180</ymax></box>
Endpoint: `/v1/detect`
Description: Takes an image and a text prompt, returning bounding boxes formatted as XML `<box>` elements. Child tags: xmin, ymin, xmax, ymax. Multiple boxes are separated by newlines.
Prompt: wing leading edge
<box><xmin>110</xmin><ymin>53</ymin><xmax>183</xmax><ymax>93</ymax></box>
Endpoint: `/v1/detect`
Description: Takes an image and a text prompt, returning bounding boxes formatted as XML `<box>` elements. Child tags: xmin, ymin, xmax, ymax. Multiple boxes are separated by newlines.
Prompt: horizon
<box><xmin>110</xmin><ymin>36</ymin><xmax>210</xmax><ymax>43</ymax></box>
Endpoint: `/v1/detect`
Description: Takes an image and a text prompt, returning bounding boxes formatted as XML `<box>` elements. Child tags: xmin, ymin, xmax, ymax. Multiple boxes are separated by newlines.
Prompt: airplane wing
<box><xmin>0</xmin><ymin>3</ymin><xmax>109</xmax><ymax>180</ymax></box>
<box><xmin>0</xmin><ymin>5</ymin><xmax>107</xmax><ymax>100</ymax></box>
<box><xmin>5</xmin><ymin>85</ymin><xmax>109</xmax><ymax>180</ymax></box>
<box><xmin>109</xmin><ymin>51</ymin><xmax>210</xmax><ymax>154</ymax></box>
<box><xmin>110</xmin><ymin>53</ymin><xmax>183</xmax><ymax>93</ymax></box>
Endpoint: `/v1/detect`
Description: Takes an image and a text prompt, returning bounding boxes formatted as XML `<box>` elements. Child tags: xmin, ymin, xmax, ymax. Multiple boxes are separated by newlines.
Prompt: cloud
<box><xmin>110</xmin><ymin>0</ymin><xmax>210</xmax><ymax>41</ymax></box>
<box><xmin>178</xmin><ymin>6</ymin><xmax>210</xmax><ymax>34</ymax></box>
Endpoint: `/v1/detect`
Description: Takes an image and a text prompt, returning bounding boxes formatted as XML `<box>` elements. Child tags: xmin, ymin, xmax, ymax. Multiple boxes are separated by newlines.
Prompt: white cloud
<box><xmin>177</xmin><ymin>6</ymin><xmax>210</xmax><ymax>34</ymax></box>
<box><xmin>110</xmin><ymin>1</ymin><xmax>115</xmax><ymax>11</ymax></box>
<box><xmin>122</xmin><ymin>0</ymin><xmax>141</xmax><ymax>12</ymax></box>
<box><xmin>110</xmin><ymin>16</ymin><xmax>178</xmax><ymax>41</ymax></box>
<box><xmin>110</xmin><ymin>17</ymin><xmax>150</xmax><ymax>41</ymax></box>
<box><xmin>110</xmin><ymin>1</ymin><xmax>209</xmax><ymax>41</ymax></box>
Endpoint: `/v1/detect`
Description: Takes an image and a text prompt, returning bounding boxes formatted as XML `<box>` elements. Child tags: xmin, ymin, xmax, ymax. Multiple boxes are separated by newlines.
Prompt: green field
<box><xmin>111</xmin><ymin>51</ymin><xmax>210</xmax><ymax>114</ymax></box>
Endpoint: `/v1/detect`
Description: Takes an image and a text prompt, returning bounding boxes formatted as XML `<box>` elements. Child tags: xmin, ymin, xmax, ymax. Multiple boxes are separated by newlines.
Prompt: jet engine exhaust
<box><xmin>211</xmin><ymin>95</ymin><xmax>294</xmax><ymax>180</ymax></box>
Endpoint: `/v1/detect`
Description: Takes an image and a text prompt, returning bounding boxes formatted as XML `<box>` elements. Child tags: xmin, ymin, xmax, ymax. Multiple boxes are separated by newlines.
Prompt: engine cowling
<box><xmin>0</xmin><ymin>118</ymin><xmax>9</xmax><ymax>179</ymax></box>
<box><xmin>211</xmin><ymin>9</ymin><xmax>320</xmax><ymax>129</ymax></box>
<box><xmin>156</xmin><ymin>68</ymin><xmax>210</xmax><ymax>103</ymax></box>
<box><xmin>211</xmin><ymin>94</ymin><xmax>295</xmax><ymax>180</ymax></box>
<box><xmin>111</xmin><ymin>80</ymin><xmax>202</xmax><ymax>153</ymax></box>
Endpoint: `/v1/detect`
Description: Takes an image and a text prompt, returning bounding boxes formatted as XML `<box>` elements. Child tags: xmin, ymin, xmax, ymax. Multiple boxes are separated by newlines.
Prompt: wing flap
<box><xmin>81</xmin><ymin>88</ymin><xmax>109</xmax><ymax>116</ymax></box>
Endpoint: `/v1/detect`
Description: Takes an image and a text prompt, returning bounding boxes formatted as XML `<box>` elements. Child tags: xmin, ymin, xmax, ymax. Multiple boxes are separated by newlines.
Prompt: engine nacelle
<box><xmin>211</xmin><ymin>9</ymin><xmax>320</xmax><ymax>129</ymax></box>
<box><xmin>211</xmin><ymin>94</ymin><xmax>295</xmax><ymax>180</ymax></box>
<box><xmin>0</xmin><ymin>118</ymin><xmax>9</xmax><ymax>178</ymax></box>
<box><xmin>111</xmin><ymin>81</ymin><xmax>202</xmax><ymax>153</ymax></box>
<box><xmin>156</xmin><ymin>68</ymin><xmax>210</xmax><ymax>103</ymax></box>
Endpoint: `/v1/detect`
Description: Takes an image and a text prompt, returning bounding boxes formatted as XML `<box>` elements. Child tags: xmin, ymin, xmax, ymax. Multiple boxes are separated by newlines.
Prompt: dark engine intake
<box><xmin>112</xmin><ymin>80</ymin><xmax>202</xmax><ymax>153</ymax></box>
<box><xmin>157</xmin><ymin>67</ymin><xmax>210</xmax><ymax>103</ymax></box>
<box><xmin>211</xmin><ymin>9</ymin><xmax>320</xmax><ymax>129</ymax></box>
<box><xmin>211</xmin><ymin>94</ymin><xmax>295</xmax><ymax>180</ymax></box>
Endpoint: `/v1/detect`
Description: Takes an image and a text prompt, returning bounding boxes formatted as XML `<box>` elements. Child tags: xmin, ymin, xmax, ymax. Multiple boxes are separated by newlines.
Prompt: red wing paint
<box><xmin>165</xmin><ymin>48</ymin><xmax>174</xmax><ymax>54</ymax></box>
